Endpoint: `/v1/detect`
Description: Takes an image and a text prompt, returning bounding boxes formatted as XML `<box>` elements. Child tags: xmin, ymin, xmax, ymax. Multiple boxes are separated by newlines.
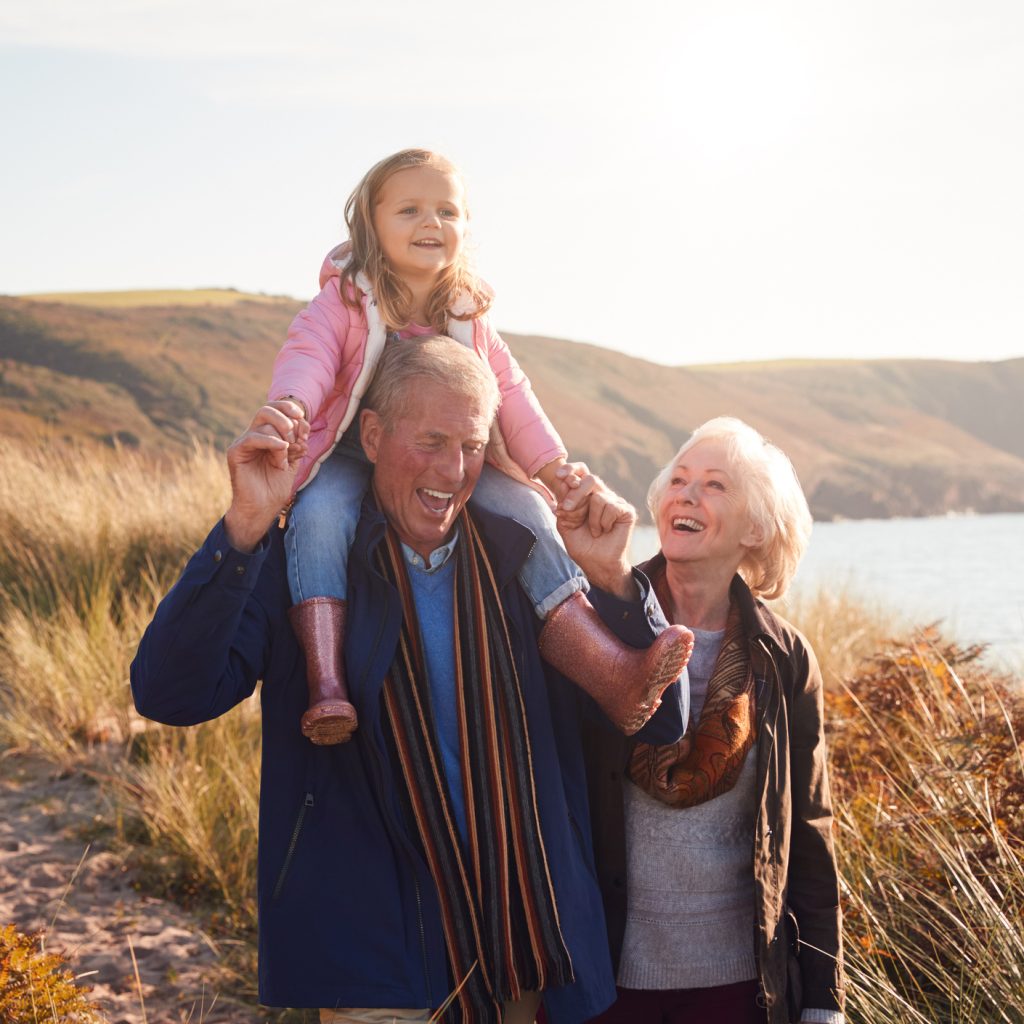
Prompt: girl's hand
<box><xmin>268</xmin><ymin>397</ymin><xmax>311</xmax><ymax>463</ymax></box>
<box><xmin>537</xmin><ymin>458</ymin><xmax>589</xmax><ymax>504</ymax></box>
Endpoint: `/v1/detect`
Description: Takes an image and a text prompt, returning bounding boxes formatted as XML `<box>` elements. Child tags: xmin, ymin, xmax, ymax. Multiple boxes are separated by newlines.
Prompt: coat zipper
<box><xmin>751</xmin><ymin>636</ymin><xmax>782</xmax><ymax>1015</ymax></box>
<box><xmin>413</xmin><ymin>876</ymin><xmax>432</xmax><ymax>1002</ymax></box>
<box><xmin>272</xmin><ymin>791</ymin><xmax>314</xmax><ymax>901</ymax></box>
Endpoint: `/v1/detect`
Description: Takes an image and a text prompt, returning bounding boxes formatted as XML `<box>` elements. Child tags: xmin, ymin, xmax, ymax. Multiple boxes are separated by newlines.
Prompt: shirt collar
<box><xmin>401</xmin><ymin>528</ymin><xmax>460</xmax><ymax>574</ymax></box>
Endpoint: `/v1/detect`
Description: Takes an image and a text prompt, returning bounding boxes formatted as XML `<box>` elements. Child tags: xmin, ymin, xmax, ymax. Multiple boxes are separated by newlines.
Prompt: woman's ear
<box><xmin>360</xmin><ymin>408</ymin><xmax>382</xmax><ymax>464</ymax></box>
<box><xmin>740</xmin><ymin>517</ymin><xmax>764</xmax><ymax>551</ymax></box>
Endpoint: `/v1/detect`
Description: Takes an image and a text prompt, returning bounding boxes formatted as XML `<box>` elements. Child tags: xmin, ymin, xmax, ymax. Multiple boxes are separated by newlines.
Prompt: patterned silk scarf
<box><xmin>628</xmin><ymin>572</ymin><xmax>758</xmax><ymax>808</ymax></box>
<box><xmin>375</xmin><ymin>511</ymin><xmax>573</xmax><ymax>1023</ymax></box>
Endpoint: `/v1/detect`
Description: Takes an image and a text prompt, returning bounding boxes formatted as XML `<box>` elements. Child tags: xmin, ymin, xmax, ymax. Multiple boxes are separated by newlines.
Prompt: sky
<box><xmin>2</xmin><ymin>0</ymin><xmax>1023</xmax><ymax>366</ymax></box>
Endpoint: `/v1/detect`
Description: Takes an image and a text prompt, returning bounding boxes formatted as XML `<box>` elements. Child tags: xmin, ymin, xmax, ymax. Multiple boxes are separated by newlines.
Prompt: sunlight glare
<box><xmin>659</xmin><ymin>12</ymin><xmax>813</xmax><ymax>161</ymax></box>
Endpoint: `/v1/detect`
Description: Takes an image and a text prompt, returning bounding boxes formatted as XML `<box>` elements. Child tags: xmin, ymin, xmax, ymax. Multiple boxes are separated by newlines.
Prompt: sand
<box><xmin>0</xmin><ymin>753</ymin><xmax>271</xmax><ymax>1023</ymax></box>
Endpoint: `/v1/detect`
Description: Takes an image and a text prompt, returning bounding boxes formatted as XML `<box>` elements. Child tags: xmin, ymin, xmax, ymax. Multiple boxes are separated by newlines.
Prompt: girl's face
<box><xmin>372</xmin><ymin>165</ymin><xmax>466</xmax><ymax>285</ymax></box>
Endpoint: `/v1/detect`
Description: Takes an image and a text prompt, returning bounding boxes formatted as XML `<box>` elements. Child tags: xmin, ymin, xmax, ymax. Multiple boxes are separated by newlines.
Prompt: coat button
<box><xmin>235</xmin><ymin>565</ymin><xmax>245</xmax><ymax>576</ymax></box>
<box><xmin>213</xmin><ymin>550</ymin><xmax>223</xmax><ymax>563</ymax></box>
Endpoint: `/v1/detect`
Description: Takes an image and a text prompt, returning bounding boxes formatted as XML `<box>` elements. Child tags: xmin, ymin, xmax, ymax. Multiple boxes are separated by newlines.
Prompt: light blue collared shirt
<box><xmin>401</xmin><ymin>531</ymin><xmax>467</xmax><ymax>843</ymax></box>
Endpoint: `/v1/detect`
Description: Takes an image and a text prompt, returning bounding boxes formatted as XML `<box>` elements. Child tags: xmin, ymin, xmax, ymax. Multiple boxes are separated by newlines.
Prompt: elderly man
<box><xmin>131</xmin><ymin>335</ymin><xmax>686</xmax><ymax>1024</ymax></box>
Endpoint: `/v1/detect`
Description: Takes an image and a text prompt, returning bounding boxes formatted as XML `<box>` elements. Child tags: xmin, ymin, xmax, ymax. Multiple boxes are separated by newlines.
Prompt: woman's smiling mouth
<box><xmin>672</xmin><ymin>517</ymin><xmax>705</xmax><ymax>533</ymax></box>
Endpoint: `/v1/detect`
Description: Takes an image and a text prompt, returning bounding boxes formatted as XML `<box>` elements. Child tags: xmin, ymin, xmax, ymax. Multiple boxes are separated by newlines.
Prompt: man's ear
<box><xmin>360</xmin><ymin>408</ymin><xmax>382</xmax><ymax>464</ymax></box>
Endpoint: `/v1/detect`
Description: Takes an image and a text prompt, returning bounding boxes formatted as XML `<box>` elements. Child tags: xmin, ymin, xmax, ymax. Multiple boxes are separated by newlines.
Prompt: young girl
<box><xmin>268</xmin><ymin>148</ymin><xmax>692</xmax><ymax>745</ymax></box>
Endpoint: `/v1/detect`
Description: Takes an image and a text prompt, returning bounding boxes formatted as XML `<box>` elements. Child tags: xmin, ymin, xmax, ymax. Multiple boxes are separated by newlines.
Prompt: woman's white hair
<box><xmin>646</xmin><ymin>416</ymin><xmax>813</xmax><ymax>601</ymax></box>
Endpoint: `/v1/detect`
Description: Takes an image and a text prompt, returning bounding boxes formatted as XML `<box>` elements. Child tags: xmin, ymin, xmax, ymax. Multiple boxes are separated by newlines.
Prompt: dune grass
<box><xmin>1</xmin><ymin>438</ymin><xmax>1021</xmax><ymax>1020</ymax></box>
<box><xmin>774</xmin><ymin>584</ymin><xmax>900</xmax><ymax>692</ymax></box>
<box><xmin>830</xmin><ymin>631</ymin><xmax>1024</xmax><ymax>1020</ymax></box>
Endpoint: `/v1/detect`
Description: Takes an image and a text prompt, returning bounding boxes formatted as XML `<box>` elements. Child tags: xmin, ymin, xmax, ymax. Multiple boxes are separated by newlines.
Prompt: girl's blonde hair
<box><xmin>339</xmin><ymin>148</ymin><xmax>492</xmax><ymax>332</ymax></box>
<box><xmin>646</xmin><ymin>417</ymin><xmax>813</xmax><ymax>601</ymax></box>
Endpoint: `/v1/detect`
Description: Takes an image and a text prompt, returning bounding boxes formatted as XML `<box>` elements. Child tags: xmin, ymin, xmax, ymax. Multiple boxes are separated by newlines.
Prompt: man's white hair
<box><xmin>362</xmin><ymin>334</ymin><xmax>501</xmax><ymax>431</ymax></box>
<box><xmin>647</xmin><ymin>416</ymin><xmax>812</xmax><ymax>600</ymax></box>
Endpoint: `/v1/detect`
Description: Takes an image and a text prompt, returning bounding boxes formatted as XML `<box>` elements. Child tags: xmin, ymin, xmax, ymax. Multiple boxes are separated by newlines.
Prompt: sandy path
<box><xmin>0</xmin><ymin>753</ymin><xmax>273</xmax><ymax>1023</ymax></box>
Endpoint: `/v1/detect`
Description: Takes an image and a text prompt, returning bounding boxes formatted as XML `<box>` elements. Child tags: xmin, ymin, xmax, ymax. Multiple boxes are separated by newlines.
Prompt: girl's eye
<box><xmin>400</xmin><ymin>206</ymin><xmax>417</xmax><ymax>215</ymax></box>
<box><xmin>441</xmin><ymin>208</ymin><xmax>459</xmax><ymax>218</ymax></box>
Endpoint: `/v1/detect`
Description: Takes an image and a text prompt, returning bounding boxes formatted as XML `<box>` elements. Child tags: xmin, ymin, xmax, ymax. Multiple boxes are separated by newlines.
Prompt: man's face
<box><xmin>360</xmin><ymin>381</ymin><xmax>491</xmax><ymax>559</ymax></box>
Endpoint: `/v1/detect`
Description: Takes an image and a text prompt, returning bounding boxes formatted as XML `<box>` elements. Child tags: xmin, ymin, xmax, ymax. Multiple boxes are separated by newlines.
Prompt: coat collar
<box><xmin>356</xmin><ymin>492</ymin><xmax>536</xmax><ymax>592</ymax></box>
<box><xmin>637</xmin><ymin>551</ymin><xmax>787</xmax><ymax>649</ymax></box>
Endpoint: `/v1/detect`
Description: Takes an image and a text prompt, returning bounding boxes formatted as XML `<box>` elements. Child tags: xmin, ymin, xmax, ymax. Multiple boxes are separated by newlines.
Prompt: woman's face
<box><xmin>656</xmin><ymin>439</ymin><xmax>759</xmax><ymax>572</ymax></box>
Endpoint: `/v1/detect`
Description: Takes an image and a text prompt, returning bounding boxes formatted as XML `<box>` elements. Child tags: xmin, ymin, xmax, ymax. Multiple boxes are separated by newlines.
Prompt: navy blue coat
<box><xmin>131</xmin><ymin>502</ymin><xmax>684</xmax><ymax>1021</ymax></box>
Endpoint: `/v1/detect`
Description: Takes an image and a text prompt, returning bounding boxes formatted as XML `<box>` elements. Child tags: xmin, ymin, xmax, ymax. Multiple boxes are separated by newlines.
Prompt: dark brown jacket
<box><xmin>582</xmin><ymin>563</ymin><xmax>845</xmax><ymax>1022</ymax></box>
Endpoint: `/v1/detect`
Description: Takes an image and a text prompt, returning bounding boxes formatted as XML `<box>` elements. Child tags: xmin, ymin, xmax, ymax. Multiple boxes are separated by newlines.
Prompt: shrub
<box><xmin>828</xmin><ymin>630</ymin><xmax>1024</xmax><ymax>1021</ymax></box>
<box><xmin>0</xmin><ymin>924</ymin><xmax>103</xmax><ymax>1023</ymax></box>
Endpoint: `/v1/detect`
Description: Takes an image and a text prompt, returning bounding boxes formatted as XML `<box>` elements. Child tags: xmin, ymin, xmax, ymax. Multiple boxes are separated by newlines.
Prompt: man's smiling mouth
<box><xmin>419</xmin><ymin>487</ymin><xmax>454</xmax><ymax>514</ymax></box>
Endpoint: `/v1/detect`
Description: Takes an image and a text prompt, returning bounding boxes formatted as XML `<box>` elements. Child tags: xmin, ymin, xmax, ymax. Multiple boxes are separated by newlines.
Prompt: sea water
<box><xmin>630</xmin><ymin>513</ymin><xmax>1024</xmax><ymax>669</ymax></box>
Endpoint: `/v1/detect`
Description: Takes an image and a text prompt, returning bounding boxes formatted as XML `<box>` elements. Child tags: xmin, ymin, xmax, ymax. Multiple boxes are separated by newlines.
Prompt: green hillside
<box><xmin>2</xmin><ymin>291</ymin><xmax>1023</xmax><ymax>520</ymax></box>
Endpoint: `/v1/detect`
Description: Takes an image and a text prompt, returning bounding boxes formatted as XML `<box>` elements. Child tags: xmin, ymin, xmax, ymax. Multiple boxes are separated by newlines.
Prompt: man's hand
<box><xmin>555</xmin><ymin>474</ymin><xmax>638</xmax><ymax>600</ymax></box>
<box><xmin>224</xmin><ymin>401</ymin><xmax>309</xmax><ymax>552</ymax></box>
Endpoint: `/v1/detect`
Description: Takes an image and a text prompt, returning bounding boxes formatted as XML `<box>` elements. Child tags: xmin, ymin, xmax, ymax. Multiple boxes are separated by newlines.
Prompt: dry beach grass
<box><xmin>0</xmin><ymin>439</ymin><xmax>1021</xmax><ymax>1021</ymax></box>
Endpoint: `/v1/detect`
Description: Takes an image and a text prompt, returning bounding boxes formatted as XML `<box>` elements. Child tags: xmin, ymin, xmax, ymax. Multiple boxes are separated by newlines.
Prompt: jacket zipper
<box><xmin>751</xmin><ymin>636</ymin><xmax>782</xmax><ymax>1014</ymax></box>
<box><xmin>413</xmin><ymin>876</ymin><xmax>432</xmax><ymax>1002</ymax></box>
<box><xmin>272</xmin><ymin>791</ymin><xmax>314</xmax><ymax>901</ymax></box>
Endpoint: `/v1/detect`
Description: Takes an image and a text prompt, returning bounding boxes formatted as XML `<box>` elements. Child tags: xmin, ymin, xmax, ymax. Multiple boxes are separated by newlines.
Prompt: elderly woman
<box><xmin>569</xmin><ymin>417</ymin><xmax>845</xmax><ymax>1024</ymax></box>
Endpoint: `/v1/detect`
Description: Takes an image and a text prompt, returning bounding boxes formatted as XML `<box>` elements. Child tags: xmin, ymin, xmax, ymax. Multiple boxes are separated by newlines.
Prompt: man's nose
<box><xmin>436</xmin><ymin>447</ymin><xmax>465</xmax><ymax>484</ymax></box>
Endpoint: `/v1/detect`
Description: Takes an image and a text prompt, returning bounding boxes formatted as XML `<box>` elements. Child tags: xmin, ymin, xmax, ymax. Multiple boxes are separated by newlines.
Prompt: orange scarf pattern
<box><xmin>628</xmin><ymin>582</ymin><xmax>757</xmax><ymax>808</ymax></box>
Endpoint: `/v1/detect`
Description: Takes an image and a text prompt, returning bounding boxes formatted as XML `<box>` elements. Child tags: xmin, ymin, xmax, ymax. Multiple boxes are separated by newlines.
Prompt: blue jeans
<box><xmin>285</xmin><ymin>423</ymin><xmax>587</xmax><ymax>617</ymax></box>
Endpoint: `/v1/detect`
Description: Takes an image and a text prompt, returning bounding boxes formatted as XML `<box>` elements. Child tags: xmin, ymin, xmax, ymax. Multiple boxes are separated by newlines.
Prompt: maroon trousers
<box><xmin>542</xmin><ymin>980</ymin><xmax>765</xmax><ymax>1024</ymax></box>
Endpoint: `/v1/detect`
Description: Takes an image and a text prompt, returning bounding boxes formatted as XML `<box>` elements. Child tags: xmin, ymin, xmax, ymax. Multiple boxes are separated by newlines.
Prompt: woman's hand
<box><xmin>555</xmin><ymin>474</ymin><xmax>639</xmax><ymax>600</ymax></box>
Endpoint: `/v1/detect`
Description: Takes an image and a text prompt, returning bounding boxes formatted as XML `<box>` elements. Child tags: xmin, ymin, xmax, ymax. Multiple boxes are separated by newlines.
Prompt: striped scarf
<box><xmin>628</xmin><ymin>590</ymin><xmax>757</xmax><ymax>808</ymax></box>
<box><xmin>375</xmin><ymin>511</ymin><xmax>574</xmax><ymax>1022</ymax></box>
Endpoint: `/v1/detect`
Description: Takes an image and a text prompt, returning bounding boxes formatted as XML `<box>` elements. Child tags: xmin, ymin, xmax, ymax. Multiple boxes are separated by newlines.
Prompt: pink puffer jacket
<box><xmin>269</xmin><ymin>245</ymin><xmax>566</xmax><ymax>498</ymax></box>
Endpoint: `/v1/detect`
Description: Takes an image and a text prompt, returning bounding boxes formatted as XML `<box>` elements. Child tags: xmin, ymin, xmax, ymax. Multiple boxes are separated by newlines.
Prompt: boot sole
<box><xmin>301</xmin><ymin>702</ymin><xmax>358</xmax><ymax>746</ymax></box>
<box><xmin>620</xmin><ymin>629</ymin><xmax>694</xmax><ymax>736</ymax></box>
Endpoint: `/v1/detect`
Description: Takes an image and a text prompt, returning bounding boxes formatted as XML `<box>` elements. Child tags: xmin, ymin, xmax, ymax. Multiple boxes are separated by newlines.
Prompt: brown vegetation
<box><xmin>3</xmin><ymin>290</ymin><xmax>1024</xmax><ymax>519</ymax></box>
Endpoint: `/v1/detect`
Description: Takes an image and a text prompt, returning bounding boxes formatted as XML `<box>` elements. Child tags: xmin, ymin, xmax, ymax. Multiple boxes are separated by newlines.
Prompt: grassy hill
<box><xmin>3</xmin><ymin>290</ymin><xmax>1023</xmax><ymax>519</ymax></box>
